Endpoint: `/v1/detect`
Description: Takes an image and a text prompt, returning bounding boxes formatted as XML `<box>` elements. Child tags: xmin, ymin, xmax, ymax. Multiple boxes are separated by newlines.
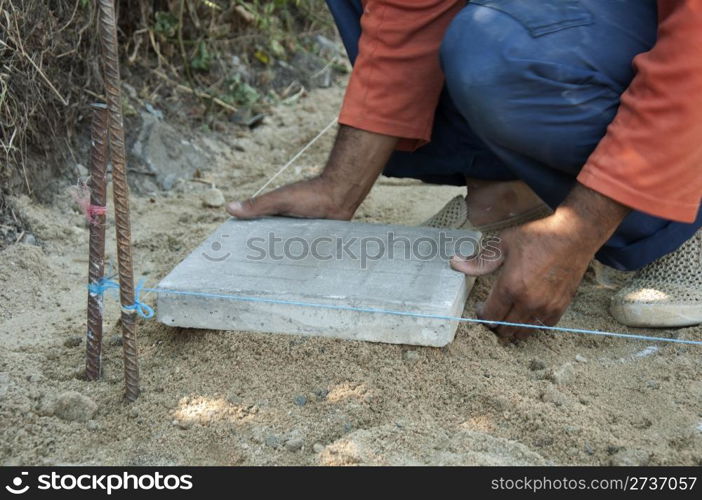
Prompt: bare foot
<box><xmin>465</xmin><ymin>178</ymin><xmax>547</xmax><ymax>227</ymax></box>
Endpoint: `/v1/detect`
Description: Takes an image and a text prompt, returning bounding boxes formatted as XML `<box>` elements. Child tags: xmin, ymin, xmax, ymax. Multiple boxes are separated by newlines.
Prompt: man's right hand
<box><xmin>226</xmin><ymin>125</ymin><xmax>399</xmax><ymax>221</ymax></box>
<box><xmin>227</xmin><ymin>176</ymin><xmax>355</xmax><ymax>220</ymax></box>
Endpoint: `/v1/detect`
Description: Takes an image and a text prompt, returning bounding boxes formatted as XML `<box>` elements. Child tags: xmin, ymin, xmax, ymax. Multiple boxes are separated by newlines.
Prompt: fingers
<box><xmin>226</xmin><ymin>177</ymin><xmax>356</xmax><ymax>221</ymax></box>
<box><xmin>450</xmin><ymin>236</ymin><xmax>505</xmax><ymax>277</ymax></box>
<box><xmin>510</xmin><ymin>313</ymin><xmax>555</xmax><ymax>341</ymax></box>
<box><xmin>478</xmin><ymin>279</ymin><xmax>553</xmax><ymax>341</ymax></box>
<box><xmin>485</xmin><ymin>300</ymin><xmax>561</xmax><ymax>341</ymax></box>
<box><xmin>227</xmin><ymin>188</ymin><xmax>292</xmax><ymax>219</ymax></box>
<box><xmin>486</xmin><ymin>303</ymin><xmax>534</xmax><ymax>340</ymax></box>
<box><xmin>476</xmin><ymin>282</ymin><xmax>513</xmax><ymax>333</ymax></box>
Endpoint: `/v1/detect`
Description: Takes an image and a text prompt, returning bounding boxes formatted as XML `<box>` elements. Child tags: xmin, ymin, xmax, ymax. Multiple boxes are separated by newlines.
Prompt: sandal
<box><xmin>422</xmin><ymin>195</ymin><xmax>552</xmax><ymax>232</ymax></box>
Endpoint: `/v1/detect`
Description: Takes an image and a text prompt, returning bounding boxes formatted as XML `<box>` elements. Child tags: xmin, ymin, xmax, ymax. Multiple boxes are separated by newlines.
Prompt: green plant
<box><xmin>223</xmin><ymin>74</ymin><xmax>260</xmax><ymax>106</ymax></box>
<box><xmin>190</xmin><ymin>40</ymin><xmax>213</xmax><ymax>71</ymax></box>
<box><xmin>154</xmin><ymin>11</ymin><xmax>178</xmax><ymax>38</ymax></box>
<box><xmin>136</xmin><ymin>0</ymin><xmax>333</xmax><ymax>110</ymax></box>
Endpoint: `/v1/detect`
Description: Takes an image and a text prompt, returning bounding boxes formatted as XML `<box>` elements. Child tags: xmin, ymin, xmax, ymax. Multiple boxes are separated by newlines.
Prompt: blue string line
<box><xmin>89</xmin><ymin>278</ymin><xmax>702</xmax><ymax>346</ymax></box>
<box><xmin>88</xmin><ymin>278</ymin><xmax>154</xmax><ymax>319</ymax></box>
<box><xmin>88</xmin><ymin>277</ymin><xmax>119</xmax><ymax>296</ymax></box>
<box><xmin>124</xmin><ymin>279</ymin><xmax>155</xmax><ymax>319</ymax></box>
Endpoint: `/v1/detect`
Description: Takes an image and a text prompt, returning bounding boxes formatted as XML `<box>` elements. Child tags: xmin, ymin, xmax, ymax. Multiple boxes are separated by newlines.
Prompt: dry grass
<box><xmin>0</xmin><ymin>0</ymin><xmax>99</xmax><ymax>197</ymax></box>
<box><xmin>0</xmin><ymin>0</ymin><xmax>331</xmax><ymax>204</ymax></box>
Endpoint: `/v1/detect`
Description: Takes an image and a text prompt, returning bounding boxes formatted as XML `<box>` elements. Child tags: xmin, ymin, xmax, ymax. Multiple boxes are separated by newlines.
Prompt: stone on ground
<box><xmin>52</xmin><ymin>391</ymin><xmax>97</xmax><ymax>422</ymax></box>
<box><xmin>157</xmin><ymin>217</ymin><xmax>478</xmax><ymax>346</ymax></box>
<box><xmin>201</xmin><ymin>187</ymin><xmax>225</xmax><ymax>208</ymax></box>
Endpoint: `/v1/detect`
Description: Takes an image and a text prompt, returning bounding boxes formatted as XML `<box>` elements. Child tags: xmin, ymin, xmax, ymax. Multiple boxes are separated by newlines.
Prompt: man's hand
<box><xmin>227</xmin><ymin>125</ymin><xmax>398</xmax><ymax>220</ymax></box>
<box><xmin>451</xmin><ymin>184</ymin><xmax>630</xmax><ymax>340</ymax></box>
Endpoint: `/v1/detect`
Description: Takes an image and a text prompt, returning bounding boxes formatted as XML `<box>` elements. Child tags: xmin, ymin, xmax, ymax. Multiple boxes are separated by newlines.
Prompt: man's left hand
<box><xmin>451</xmin><ymin>183</ymin><xmax>631</xmax><ymax>340</ymax></box>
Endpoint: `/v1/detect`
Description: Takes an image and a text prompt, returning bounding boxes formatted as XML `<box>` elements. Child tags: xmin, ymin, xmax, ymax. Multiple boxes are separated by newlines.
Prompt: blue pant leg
<box><xmin>440</xmin><ymin>0</ymin><xmax>701</xmax><ymax>270</ymax></box>
<box><xmin>325</xmin><ymin>0</ymin><xmax>363</xmax><ymax>63</ymax></box>
<box><xmin>384</xmin><ymin>89</ymin><xmax>517</xmax><ymax>185</ymax></box>
<box><xmin>325</xmin><ymin>0</ymin><xmax>511</xmax><ymax>185</ymax></box>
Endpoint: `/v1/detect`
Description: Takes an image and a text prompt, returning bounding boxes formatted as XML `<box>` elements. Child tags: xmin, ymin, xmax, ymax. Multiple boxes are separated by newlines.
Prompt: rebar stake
<box><xmin>85</xmin><ymin>103</ymin><xmax>110</xmax><ymax>381</ymax></box>
<box><xmin>97</xmin><ymin>0</ymin><xmax>140</xmax><ymax>401</ymax></box>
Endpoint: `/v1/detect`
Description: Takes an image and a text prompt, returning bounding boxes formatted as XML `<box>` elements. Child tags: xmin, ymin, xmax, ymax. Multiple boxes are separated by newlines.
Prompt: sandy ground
<box><xmin>1</xmin><ymin>83</ymin><xmax>701</xmax><ymax>466</ymax></box>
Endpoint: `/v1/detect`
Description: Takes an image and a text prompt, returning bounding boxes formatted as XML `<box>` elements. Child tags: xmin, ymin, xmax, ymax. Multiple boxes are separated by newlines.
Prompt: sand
<box><xmin>1</xmin><ymin>84</ymin><xmax>700</xmax><ymax>466</ymax></box>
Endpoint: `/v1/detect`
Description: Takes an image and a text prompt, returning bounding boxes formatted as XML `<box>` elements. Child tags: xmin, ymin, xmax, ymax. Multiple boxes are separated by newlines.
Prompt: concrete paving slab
<box><xmin>156</xmin><ymin>217</ymin><xmax>479</xmax><ymax>346</ymax></box>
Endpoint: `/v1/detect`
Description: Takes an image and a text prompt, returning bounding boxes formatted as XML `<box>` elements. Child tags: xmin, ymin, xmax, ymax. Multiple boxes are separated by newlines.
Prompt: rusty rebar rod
<box><xmin>85</xmin><ymin>103</ymin><xmax>110</xmax><ymax>381</ymax></box>
<box><xmin>97</xmin><ymin>0</ymin><xmax>140</xmax><ymax>401</ymax></box>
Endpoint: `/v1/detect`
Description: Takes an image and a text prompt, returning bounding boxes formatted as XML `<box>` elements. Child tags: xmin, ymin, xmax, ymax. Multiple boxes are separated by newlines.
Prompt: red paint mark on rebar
<box><xmin>71</xmin><ymin>181</ymin><xmax>107</xmax><ymax>225</ymax></box>
<box><xmin>88</xmin><ymin>204</ymin><xmax>107</xmax><ymax>221</ymax></box>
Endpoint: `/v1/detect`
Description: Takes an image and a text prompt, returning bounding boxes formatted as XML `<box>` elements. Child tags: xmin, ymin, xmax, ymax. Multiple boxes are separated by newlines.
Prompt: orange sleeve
<box><xmin>578</xmin><ymin>0</ymin><xmax>702</xmax><ymax>223</ymax></box>
<box><xmin>338</xmin><ymin>0</ymin><xmax>464</xmax><ymax>152</ymax></box>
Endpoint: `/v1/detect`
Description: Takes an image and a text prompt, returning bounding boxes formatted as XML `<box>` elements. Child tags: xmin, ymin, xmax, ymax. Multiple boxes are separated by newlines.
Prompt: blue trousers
<box><xmin>326</xmin><ymin>0</ymin><xmax>702</xmax><ymax>271</ymax></box>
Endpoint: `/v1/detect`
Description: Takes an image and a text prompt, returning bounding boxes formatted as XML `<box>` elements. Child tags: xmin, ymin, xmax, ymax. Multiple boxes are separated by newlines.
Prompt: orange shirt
<box><xmin>338</xmin><ymin>0</ymin><xmax>702</xmax><ymax>223</ymax></box>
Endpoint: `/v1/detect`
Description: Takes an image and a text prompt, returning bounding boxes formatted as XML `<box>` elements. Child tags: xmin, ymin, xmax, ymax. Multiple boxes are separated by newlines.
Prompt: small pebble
<box><xmin>403</xmin><ymin>350</ymin><xmax>420</xmax><ymax>362</ymax></box>
<box><xmin>548</xmin><ymin>362</ymin><xmax>576</xmax><ymax>386</ymax></box>
<box><xmin>529</xmin><ymin>359</ymin><xmax>546</xmax><ymax>371</ymax></box>
<box><xmin>64</xmin><ymin>337</ymin><xmax>82</xmax><ymax>348</ymax></box>
<box><xmin>645</xmin><ymin>380</ymin><xmax>660</xmax><ymax>390</ymax></box>
<box><xmin>575</xmin><ymin>354</ymin><xmax>587</xmax><ymax>363</ymax></box>
<box><xmin>313</xmin><ymin>388</ymin><xmax>329</xmax><ymax>401</ymax></box>
<box><xmin>173</xmin><ymin>419</ymin><xmax>192</xmax><ymax>430</ymax></box>
<box><xmin>73</xmin><ymin>366</ymin><xmax>86</xmax><ymax>380</ymax></box>
<box><xmin>312</xmin><ymin>443</ymin><xmax>325</xmax><ymax>453</ymax></box>
<box><xmin>202</xmin><ymin>187</ymin><xmax>225</xmax><ymax>208</ymax></box>
<box><xmin>610</xmin><ymin>448</ymin><xmax>650</xmax><ymax>466</ymax></box>
<box><xmin>264</xmin><ymin>435</ymin><xmax>281</xmax><ymax>448</ymax></box>
<box><xmin>541</xmin><ymin>387</ymin><xmax>568</xmax><ymax>407</ymax></box>
<box><xmin>226</xmin><ymin>392</ymin><xmax>242</xmax><ymax>405</ymax></box>
<box><xmin>293</xmin><ymin>395</ymin><xmax>307</xmax><ymax>407</ymax></box>
<box><xmin>285</xmin><ymin>438</ymin><xmax>304</xmax><ymax>452</ymax></box>
<box><xmin>87</xmin><ymin>420</ymin><xmax>99</xmax><ymax>431</ymax></box>
<box><xmin>633</xmin><ymin>346</ymin><xmax>659</xmax><ymax>358</ymax></box>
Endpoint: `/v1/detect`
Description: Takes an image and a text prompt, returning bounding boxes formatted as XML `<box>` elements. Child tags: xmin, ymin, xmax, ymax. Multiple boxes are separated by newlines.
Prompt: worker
<box><xmin>227</xmin><ymin>0</ymin><xmax>702</xmax><ymax>339</ymax></box>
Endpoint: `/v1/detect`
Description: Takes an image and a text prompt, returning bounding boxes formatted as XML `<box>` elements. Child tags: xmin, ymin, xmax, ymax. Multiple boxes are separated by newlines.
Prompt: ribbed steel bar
<box><xmin>85</xmin><ymin>103</ymin><xmax>109</xmax><ymax>381</ymax></box>
<box><xmin>97</xmin><ymin>0</ymin><xmax>140</xmax><ymax>401</ymax></box>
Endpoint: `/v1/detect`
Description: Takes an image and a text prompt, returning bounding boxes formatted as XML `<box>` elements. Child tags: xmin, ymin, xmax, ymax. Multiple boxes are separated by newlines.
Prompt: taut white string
<box><xmin>252</xmin><ymin>117</ymin><xmax>338</xmax><ymax>197</ymax></box>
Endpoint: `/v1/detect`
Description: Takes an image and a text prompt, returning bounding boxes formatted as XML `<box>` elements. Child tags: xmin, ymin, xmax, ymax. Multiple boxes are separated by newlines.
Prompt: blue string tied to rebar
<box><xmin>88</xmin><ymin>277</ymin><xmax>154</xmax><ymax>319</ymax></box>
